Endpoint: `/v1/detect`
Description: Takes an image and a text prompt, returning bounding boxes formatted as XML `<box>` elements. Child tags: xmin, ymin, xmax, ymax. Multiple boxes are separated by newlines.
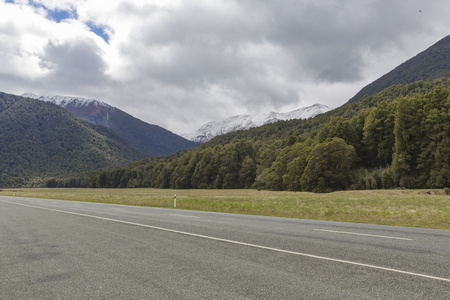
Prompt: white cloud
<box><xmin>31</xmin><ymin>0</ymin><xmax>79</xmax><ymax>11</ymax></box>
<box><xmin>1</xmin><ymin>0</ymin><xmax>450</xmax><ymax>134</ymax></box>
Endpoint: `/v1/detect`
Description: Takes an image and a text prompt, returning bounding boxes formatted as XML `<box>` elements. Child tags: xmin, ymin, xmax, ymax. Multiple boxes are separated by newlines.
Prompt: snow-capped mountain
<box><xmin>22</xmin><ymin>93</ymin><xmax>110</xmax><ymax>109</ymax></box>
<box><xmin>22</xmin><ymin>93</ymin><xmax>199</xmax><ymax>156</ymax></box>
<box><xmin>183</xmin><ymin>104</ymin><xmax>331</xmax><ymax>143</ymax></box>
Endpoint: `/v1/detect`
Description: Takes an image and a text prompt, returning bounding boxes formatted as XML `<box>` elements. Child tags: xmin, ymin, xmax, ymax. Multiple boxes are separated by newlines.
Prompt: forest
<box><xmin>53</xmin><ymin>78</ymin><xmax>450</xmax><ymax>192</ymax></box>
<box><xmin>0</xmin><ymin>93</ymin><xmax>144</xmax><ymax>187</ymax></box>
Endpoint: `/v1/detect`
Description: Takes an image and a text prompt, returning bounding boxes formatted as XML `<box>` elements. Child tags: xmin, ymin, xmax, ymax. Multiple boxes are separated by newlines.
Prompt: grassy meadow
<box><xmin>0</xmin><ymin>188</ymin><xmax>449</xmax><ymax>230</ymax></box>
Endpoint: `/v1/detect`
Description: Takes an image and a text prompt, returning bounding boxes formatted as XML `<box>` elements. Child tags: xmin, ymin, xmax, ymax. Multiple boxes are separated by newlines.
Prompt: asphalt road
<box><xmin>0</xmin><ymin>196</ymin><xmax>449</xmax><ymax>299</ymax></box>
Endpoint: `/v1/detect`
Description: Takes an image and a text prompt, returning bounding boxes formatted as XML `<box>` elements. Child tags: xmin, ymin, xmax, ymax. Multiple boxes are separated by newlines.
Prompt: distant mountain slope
<box><xmin>348</xmin><ymin>34</ymin><xmax>450</xmax><ymax>103</ymax></box>
<box><xmin>23</xmin><ymin>94</ymin><xmax>200</xmax><ymax>157</ymax></box>
<box><xmin>183</xmin><ymin>104</ymin><xmax>331</xmax><ymax>143</ymax></box>
<box><xmin>0</xmin><ymin>92</ymin><xmax>144</xmax><ymax>187</ymax></box>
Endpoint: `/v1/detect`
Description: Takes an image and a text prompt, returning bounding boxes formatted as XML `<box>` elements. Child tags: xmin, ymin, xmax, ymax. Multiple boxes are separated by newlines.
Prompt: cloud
<box><xmin>1</xmin><ymin>0</ymin><xmax>450</xmax><ymax>134</ymax></box>
<box><xmin>41</xmin><ymin>38</ymin><xmax>109</xmax><ymax>91</ymax></box>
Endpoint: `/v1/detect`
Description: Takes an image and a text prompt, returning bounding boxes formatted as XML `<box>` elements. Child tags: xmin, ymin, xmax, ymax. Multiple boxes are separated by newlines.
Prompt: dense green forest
<box><xmin>0</xmin><ymin>92</ymin><xmax>144</xmax><ymax>187</ymax></box>
<box><xmin>56</xmin><ymin>78</ymin><xmax>450</xmax><ymax>192</ymax></box>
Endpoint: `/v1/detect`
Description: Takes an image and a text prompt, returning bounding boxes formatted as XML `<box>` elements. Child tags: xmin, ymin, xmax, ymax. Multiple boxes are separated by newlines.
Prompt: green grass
<box><xmin>1</xmin><ymin>188</ymin><xmax>449</xmax><ymax>230</ymax></box>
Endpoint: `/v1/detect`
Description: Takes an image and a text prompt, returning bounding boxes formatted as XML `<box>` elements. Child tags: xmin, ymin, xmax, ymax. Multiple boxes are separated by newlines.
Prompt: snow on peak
<box><xmin>183</xmin><ymin>104</ymin><xmax>331</xmax><ymax>143</ymax></box>
<box><xmin>22</xmin><ymin>93</ymin><xmax>110</xmax><ymax>109</ymax></box>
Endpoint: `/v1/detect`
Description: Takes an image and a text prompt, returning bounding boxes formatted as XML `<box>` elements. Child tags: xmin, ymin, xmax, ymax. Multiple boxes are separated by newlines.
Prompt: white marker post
<box><xmin>174</xmin><ymin>194</ymin><xmax>176</xmax><ymax>208</ymax></box>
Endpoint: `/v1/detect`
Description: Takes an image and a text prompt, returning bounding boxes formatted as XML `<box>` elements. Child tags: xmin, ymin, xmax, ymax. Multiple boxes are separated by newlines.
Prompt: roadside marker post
<box><xmin>174</xmin><ymin>194</ymin><xmax>176</xmax><ymax>208</ymax></box>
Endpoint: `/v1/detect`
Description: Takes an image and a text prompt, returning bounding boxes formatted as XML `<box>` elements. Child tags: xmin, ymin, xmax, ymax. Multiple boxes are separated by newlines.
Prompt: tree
<box><xmin>282</xmin><ymin>142</ymin><xmax>313</xmax><ymax>191</ymax></box>
<box><xmin>363</xmin><ymin>101</ymin><xmax>396</xmax><ymax>168</ymax></box>
<box><xmin>300</xmin><ymin>138</ymin><xmax>357</xmax><ymax>192</ymax></box>
<box><xmin>238</xmin><ymin>156</ymin><xmax>257</xmax><ymax>188</ymax></box>
<box><xmin>191</xmin><ymin>148</ymin><xmax>218</xmax><ymax>189</ymax></box>
<box><xmin>417</xmin><ymin>87</ymin><xmax>450</xmax><ymax>186</ymax></box>
<box><xmin>392</xmin><ymin>97</ymin><xmax>423</xmax><ymax>187</ymax></box>
<box><xmin>254</xmin><ymin>139</ymin><xmax>311</xmax><ymax>190</ymax></box>
<box><xmin>428</xmin><ymin>138</ymin><xmax>450</xmax><ymax>188</ymax></box>
<box><xmin>316</xmin><ymin>116</ymin><xmax>359</xmax><ymax>148</ymax></box>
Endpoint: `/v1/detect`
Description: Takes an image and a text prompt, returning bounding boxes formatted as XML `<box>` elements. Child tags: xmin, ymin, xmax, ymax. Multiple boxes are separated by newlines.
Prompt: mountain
<box><xmin>22</xmin><ymin>93</ymin><xmax>199</xmax><ymax>157</ymax></box>
<box><xmin>86</xmin><ymin>79</ymin><xmax>450</xmax><ymax>191</ymax></box>
<box><xmin>183</xmin><ymin>104</ymin><xmax>331</xmax><ymax>143</ymax></box>
<box><xmin>68</xmin><ymin>34</ymin><xmax>450</xmax><ymax>191</ymax></box>
<box><xmin>187</xmin><ymin>35</ymin><xmax>450</xmax><ymax>144</ymax></box>
<box><xmin>348</xmin><ymin>34</ymin><xmax>450</xmax><ymax>103</ymax></box>
<box><xmin>0</xmin><ymin>92</ymin><xmax>144</xmax><ymax>187</ymax></box>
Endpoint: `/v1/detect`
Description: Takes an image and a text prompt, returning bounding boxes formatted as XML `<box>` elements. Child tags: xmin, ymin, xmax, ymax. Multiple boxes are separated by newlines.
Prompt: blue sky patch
<box><xmin>26</xmin><ymin>0</ymin><xmax>77</xmax><ymax>23</ymax></box>
<box><xmin>47</xmin><ymin>9</ymin><xmax>76</xmax><ymax>23</ymax></box>
<box><xmin>8</xmin><ymin>0</ymin><xmax>110</xmax><ymax>44</ymax></box>
<box><xmin>87</xmin><ymin>22</ymin><xmax>111</xmax><ymax>44</ymax></box>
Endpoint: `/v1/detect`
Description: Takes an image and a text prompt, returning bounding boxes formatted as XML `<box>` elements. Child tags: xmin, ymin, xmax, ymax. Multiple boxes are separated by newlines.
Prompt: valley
<box><xmin>1</xmin><ymin>34</ymin><xmax>450</xmax><ymax>193</ymax></box>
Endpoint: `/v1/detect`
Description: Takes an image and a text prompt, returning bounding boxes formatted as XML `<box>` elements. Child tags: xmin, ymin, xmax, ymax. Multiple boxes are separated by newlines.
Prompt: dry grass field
<box><xmin>1</xmin><ymin>188</ymin><xmax>449</xmax><ymax>230</ymax></box>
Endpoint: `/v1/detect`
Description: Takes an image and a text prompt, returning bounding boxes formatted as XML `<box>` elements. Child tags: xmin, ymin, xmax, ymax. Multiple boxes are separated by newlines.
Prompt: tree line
<box><xmin>52</xmin><ymin>81</ymin><xmax>450</xmax><ymax>192</ymax></box>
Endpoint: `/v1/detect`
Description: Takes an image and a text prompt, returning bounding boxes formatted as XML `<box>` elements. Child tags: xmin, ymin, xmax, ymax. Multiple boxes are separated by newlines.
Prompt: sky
<box><xmin>1</xmin><ymin>0</ymin><xmax>450</xmax><ymax>135</ymax></box>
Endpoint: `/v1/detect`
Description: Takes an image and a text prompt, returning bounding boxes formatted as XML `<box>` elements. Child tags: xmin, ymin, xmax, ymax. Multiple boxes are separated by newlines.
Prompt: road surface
<box><xmin>1</xmin><ymin>196</ymin><xmax>449</xmax><ymax>299</ymax></box>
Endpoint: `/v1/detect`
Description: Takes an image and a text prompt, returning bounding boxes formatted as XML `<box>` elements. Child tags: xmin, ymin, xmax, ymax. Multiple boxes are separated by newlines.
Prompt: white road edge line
<box><xmin>169</xmin><ymin>213</ymin><xmax>201</xmax><ymax>219</ymax></box>
<box><xmin>2</xmin><ymin>199</ymin><xmax>449</xmax><ymax>283</ymax></box>
<box><xmin>314</xmin><ymin>229</ymin><xmax>413</xmax><ymax>241</ymax></box>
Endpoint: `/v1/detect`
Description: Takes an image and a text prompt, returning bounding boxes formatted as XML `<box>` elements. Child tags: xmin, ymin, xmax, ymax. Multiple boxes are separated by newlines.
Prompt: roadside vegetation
<box><xmin>1</xmin><ymin>188</ymin><xmax>449</xmax><ymax>230</ymax></box>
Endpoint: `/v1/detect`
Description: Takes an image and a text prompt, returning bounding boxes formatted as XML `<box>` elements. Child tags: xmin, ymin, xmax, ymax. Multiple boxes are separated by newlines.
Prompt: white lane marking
<box><xmin>2</xmin><ymin>199</ymin><xmax>448</xmax><ymax>283</ymax></box>
<box><xmin>169</xmin><ymin>213</ymin><xmax>201</xmax><ymax>219</ymax></box>
<box><xmin>314</xmin><ymin>229</ymin><xmax>413</xmax><ymax>241</ymax></box>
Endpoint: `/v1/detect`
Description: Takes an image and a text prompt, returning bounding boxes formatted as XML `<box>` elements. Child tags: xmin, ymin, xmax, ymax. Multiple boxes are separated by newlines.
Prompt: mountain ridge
<box><xmin>348</xmin><ymin>34</ymin><xmax>450</xmax><ymax>103</ymax></box>
<box><xmin>183</xmin><ymin>103</ymin><xmax>331</xmax><ymax>143</ymax></box>
<box><xmin>23</xmin><ymin>93</ymin><xmax>200</xmax><ymax>156</ymax></box>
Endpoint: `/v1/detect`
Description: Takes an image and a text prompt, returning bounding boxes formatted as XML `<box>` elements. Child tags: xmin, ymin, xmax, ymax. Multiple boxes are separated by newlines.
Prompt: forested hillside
<box><xmin>23</xmin><ymin>94</ymin><xmax>200</xmax><ymax>156</ymax></box>
<box><xmin>61</xmin><ymin>79</ymin><xmax>450</xmax><ymax>191</ymax></box>
<box><xmin>0</xmin><ymin>92</ymin><xmax>145</xmax><ymax>187</ymax></box>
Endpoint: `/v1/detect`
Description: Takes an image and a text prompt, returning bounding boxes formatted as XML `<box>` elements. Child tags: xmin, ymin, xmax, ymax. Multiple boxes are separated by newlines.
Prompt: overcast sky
<box><xmin>1</xmin><ymin>0</ymin><xmax>449</xmax><ymax>134</ymax></box>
